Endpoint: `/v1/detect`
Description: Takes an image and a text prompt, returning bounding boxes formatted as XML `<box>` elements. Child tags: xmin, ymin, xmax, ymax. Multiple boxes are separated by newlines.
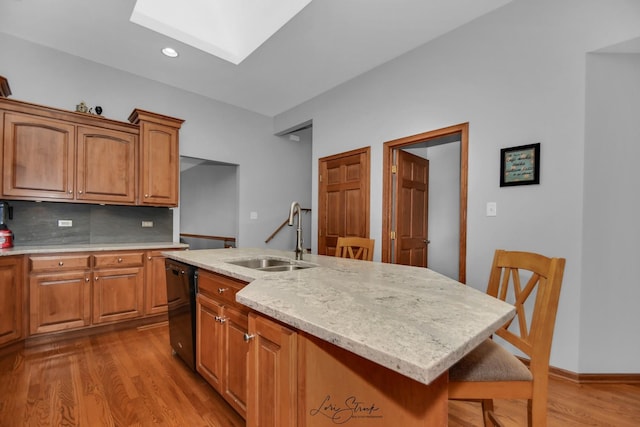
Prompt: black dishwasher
<box><xmin>165</xmin><ymin>259</ymin><xmax>197</xmax><ymax>371</ymax></box>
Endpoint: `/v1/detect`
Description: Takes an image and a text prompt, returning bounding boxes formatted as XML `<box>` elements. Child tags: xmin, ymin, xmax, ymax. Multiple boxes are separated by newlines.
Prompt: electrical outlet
<box><xmin>58</xmin><ymin>219</ymin><xmax>73</xmax><ymax>227</ymax></box>
<box><xmin>141</xmin><ymin>220</ymin><xmax>154</xmax><ymax>228</ymax></box>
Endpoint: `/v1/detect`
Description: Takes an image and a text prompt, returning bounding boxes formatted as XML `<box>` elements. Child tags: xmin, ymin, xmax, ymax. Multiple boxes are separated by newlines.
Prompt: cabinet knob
<box><xmin>117</xmin><ymin>258</ymin><xmax>123</xmax><ymax>263</ymax></box>
<box><xmin>218</xmin><ymin>288</ymin><xmax>229</xmax><ymax>294</ymax></box>
<box><xmin>95</xmin><ymin>276</ymin><xmax>99</xmax><ymax>281</ymax></box>
<box><xmin>58</xmin><ymin>261</ymin><xmax>64</xmax><ymax>266</ymax></box>
<box><xmin>144</xmin><ymin>194</ymin><xmax>149</xmax><ymax>198</ymax></box>
<box><xmin>68</xmin><ymin>190</ymin><xmax>73</xmax><ymax>194</ymax></box>
<box><xmin>78</xmin><ymin>190</ymin><xmax>83</xmax><ymax>194</ymax></box>
<box><xmin>148</xmin><ymin>256</ymin><xmax>152</xmax><ymax>260</ymax></box>
<box><xmin>85</xmin><ymin>277</ymin><xmax>90</xmax><ymax>283</ymax></box>
<box><xmin>243</xmin><ymin>333</ymin><xmax>255</xmax><ymax>342</ymax></box>
<box><xmin>215</xmin><ymin>316</ymin><xmax>227</xmax><ymax>324</ymax></box>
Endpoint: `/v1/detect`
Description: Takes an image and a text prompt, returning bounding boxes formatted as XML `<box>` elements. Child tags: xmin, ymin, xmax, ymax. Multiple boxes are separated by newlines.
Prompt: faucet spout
<box><xmin>288</xmin><ymin>201</ymin><xmax>303</xmax><ymax>260</ymax></box>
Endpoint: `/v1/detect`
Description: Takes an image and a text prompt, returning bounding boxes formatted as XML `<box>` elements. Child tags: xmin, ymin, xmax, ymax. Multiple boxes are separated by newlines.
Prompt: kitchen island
<box><xmin>164</xmin><ymin>248</ymin><xmax>515</xmax><ymax>426</ymax></box>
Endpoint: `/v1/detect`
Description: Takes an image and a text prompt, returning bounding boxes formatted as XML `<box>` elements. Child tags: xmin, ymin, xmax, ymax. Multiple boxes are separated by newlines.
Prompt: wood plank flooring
<box><xmin>1</xmin><ymin>324</ymin><xmax>639</xmax><ymax>426</ymax></box>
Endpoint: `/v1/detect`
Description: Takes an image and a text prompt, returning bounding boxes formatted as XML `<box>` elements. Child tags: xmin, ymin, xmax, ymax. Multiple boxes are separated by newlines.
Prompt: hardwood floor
<box><xmin>1</xmin><ymin>324</ymin><xmax>639</xmax><ymax>426</ymax></box>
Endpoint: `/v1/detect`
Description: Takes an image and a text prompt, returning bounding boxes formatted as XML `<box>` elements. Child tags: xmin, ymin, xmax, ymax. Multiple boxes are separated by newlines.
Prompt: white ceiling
<box><xmin>0</xmin><ymin>0</ymin><xmax>514</xmax><ymax>117</ymax></box>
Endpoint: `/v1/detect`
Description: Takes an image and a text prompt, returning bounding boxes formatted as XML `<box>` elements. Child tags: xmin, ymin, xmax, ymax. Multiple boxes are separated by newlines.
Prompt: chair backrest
<box><xmin>487</xmin><ymin>250</ymin><xmax>565</xmax><ymax>373</ymax></box>
<box><xmin>335</xmin><ymin>237</ymin><xmax>375</xmax><ymax>261</ymax></box>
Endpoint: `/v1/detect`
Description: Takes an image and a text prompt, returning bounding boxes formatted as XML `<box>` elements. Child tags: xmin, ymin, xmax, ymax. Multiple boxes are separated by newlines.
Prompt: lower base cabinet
<box><xmin>0</xmin><ymin>256</ymin><xmax>24</xmax><ymax>346</ymax></box>
<box><xmin>246</xmin><ymin>312</ymin><xmax>297</xmax><ymax>427</ymax></box>
<box><xmin>27</xmin><ymin>249</ymin><xmax>172</xmax><ymax>337</ymax></box>
<box><xmin>196</xmin><ymin>270</ymin><xmax>249</xmax><ymax>418</ymax></box>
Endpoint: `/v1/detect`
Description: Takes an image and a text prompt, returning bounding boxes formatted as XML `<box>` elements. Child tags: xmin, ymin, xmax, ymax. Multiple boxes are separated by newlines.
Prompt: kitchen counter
<box><xmin>164</xmin><ymin>248</ymin><xmax>515</xmax><ymax>386</ymax></box>
<box><xmin>0</xmin><ymin>242</ymin><xmax>187</xmax><ymax>256</ymax></box>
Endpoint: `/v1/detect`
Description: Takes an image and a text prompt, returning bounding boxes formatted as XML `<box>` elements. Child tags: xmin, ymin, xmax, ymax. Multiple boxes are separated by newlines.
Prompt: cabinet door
<box><xmin>3</xmin><ymin>112</ymin><xmax>75</xmax><ymax>200</ymax></box>
<box><xmin>92</xmin><ymin>267</ymin><xmax>144</xmax><ymax>324</ymax></box>
<box><xmin>139</xmin><ymin>121</ymin><xmax>178</xmax><ymax>206</ymax></box>
<box><xmin>144</xmin><ymin>251</ymin><xmax>169</xmax><ymax>315</ymax></box>
<box><xmin>0</xmin><ymin>256</ymin><xmax>23</xmax><ymax>346</ymax></box>
<box><xmin>224</xmin><ymin>306</ymin><xmax>249</xmax><ymax>418</ymax></box>
<box><xmin>76</xmin><ymin>126</ymin><xmax>136</xmax><ymax>204</ymax></box>
<box><xmin>196</xmin><ymin>294</ymin><xmax>224</xmax><ymax>392</ymax></box>
<box><xmin>247</xmin><ymin>313</ymin><xmax>297</xmax><ymax>427</ymax></box>
<box><xmin>29</xmin><ymin>271</ymin><xmax>91</xmax><ymax>335</ymax></box>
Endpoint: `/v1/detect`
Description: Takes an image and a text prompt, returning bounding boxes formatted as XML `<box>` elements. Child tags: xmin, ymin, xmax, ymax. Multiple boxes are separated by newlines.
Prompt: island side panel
<box><xmin>298</xmin><ymin>332</ymin><xmax>448</xmax><ymax>426</ymax></box>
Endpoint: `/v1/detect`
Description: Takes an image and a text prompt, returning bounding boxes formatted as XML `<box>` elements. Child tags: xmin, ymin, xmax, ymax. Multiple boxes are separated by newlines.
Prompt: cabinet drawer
<box><xmin>94</xmin><ymin>252</ymin><xmax>144</xmax><ymax>268</ymax></box>
<box><xmin>198</xmin><ymin>269</ymin><xmax>247</xmax><ymax>308</ymax></box>
<box><xmin>30</xmin><ymin>254</ymin><xmax>91</xmax><ymax>272</ymax></box>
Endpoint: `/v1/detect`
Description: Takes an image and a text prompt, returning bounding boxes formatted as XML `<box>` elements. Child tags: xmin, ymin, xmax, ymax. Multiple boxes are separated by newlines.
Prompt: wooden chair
<box><xmin>335</xmin><ymin>237</ymin><xmax>375</xmax><ymax>261</ymax></box>
<box><xmin>448</xmin><ymin>249</ymin><xmax>566</xmax><ymax>427</ymax></box>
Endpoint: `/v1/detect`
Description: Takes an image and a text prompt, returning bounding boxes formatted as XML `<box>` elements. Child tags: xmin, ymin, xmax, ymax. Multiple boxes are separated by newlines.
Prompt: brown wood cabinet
<box><xmin>29</xmin><ymin>254</ymin><xmax>92</xmax><ymax>335</ymax></box>
<box><xmin>28</xmin><ymin>250</ymin><xmax>166</xmax><ymax>335</ymax></box>
<box><xmin>129</xmin><ymin>109</ymin><xmax>183</xmax><ymax>207</ymax></box>
<box><xmin>3</xmin><ymin>112</ymin><xmax>76</xmax><ymax>201</ymax></box>
<box><xmin>76</xmin><ymin>125</ymin><xmax>136</xmax><ymax>204</ymax></box>
<box><xmin>246</xmin><ymin>312</ymin><xmax>297</xmax><ymax>427</ymax></box>
<box><xmin>196</xmin><ymin>269</ymin><xmax>249</xmax><ymax>418</ymax></box>
<box><xmin>144</xmin><ymin>250</ymin><xmax>170</xmax><ymax>315</ymax></box>
<box><xmin>92</xmin><ymin>252</ymin><xmax>144</xmax><ymax>324</ymax></box>
<box><xmin>0</xmin><ymin>256</ymin><xmax>24</xmax><ymax>346</ymax></box>
<box><xmin>1</xmin><ymin>96</ymin><xmax>181</xmax><ymax>206</ymax></box>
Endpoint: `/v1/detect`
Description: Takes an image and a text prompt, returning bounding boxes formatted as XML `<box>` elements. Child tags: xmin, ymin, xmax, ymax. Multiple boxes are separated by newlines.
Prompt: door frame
<box><xmin>382</xmin><ymin>123</ymin><xmax>468</xmax><ymax>283</ymax></box>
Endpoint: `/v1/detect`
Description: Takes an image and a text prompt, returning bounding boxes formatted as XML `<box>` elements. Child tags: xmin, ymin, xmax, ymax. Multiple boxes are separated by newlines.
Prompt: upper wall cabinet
<box><xmin>0</xmin><ymin>82</ymin><xmax>183</xmax><ymax>207</ymax></box>
<box><xmin>129</xmin><ymin>109</ymin><xmax>184</xmax><ymax>207</ymax></box>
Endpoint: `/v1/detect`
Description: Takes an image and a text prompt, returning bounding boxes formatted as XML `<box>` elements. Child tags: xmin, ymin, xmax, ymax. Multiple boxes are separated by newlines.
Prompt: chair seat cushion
<box><xmin>449</xmin><ymin>339</ymin><xmax>533</xmax><ymax>382</ymax></box>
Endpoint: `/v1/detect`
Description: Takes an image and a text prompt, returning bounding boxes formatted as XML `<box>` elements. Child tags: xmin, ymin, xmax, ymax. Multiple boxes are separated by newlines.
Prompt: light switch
<box><xmin>486</xmin><ymin>202</ymin><xmax>497</xmax><ymax>217</ymax></box>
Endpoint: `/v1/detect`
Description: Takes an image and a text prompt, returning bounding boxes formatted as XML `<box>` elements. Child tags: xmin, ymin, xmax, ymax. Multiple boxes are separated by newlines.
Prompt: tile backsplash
<box><xmin>4</xmin><ymin>200</ymin><xmax>172</xmax><ymax>246</ymax></box>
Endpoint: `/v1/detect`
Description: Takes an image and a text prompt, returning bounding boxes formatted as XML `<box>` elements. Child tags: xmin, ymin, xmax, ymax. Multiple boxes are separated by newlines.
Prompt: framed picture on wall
<box><xmin>500</xmin><ymin>142</ymin><xmax>540</xmax><ymax>187</ymax></box>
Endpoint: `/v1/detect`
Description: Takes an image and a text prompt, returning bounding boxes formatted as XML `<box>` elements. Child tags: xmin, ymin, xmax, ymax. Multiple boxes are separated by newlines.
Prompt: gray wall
<box><xmin>0</xmin><ymin>32</ymin><xmax>312</xmax><ymax>252</ymax></box>
<box><xmin>582</xmin><ymin>53</ymin><xmax>640</xmax><ymax>373</ymax></box>
<box><xmin>274</xmin><ymin>0</ymin><xmax>640</xmax><ymax>373</ymax></box>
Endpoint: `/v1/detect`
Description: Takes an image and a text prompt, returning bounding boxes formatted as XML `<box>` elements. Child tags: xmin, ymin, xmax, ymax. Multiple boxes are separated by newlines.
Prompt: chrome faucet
<box><xmin>288</xmin><ymin>201</ymin><xmax>303</xmax><ymax>260</ymax></box>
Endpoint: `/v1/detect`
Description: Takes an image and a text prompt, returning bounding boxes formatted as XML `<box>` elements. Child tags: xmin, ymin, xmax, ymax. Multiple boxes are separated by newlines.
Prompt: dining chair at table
<box><xmin>448</xmin><ymin>249</ymin><xmax>566</xmax><ymax>427</ymax></box>
<box><xmin>335</xmin><ymin>237</ymin><xmax>375</xmax><ymax>261</ymax></box>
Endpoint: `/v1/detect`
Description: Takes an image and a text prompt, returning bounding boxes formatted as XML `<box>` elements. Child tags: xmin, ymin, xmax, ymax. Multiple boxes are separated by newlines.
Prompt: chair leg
<box><xmin>528</xmin><ymin>397</ymin><xmax>547</xmax><ymax>427</ymax></box>
<box><xmin>481</xmin><ymin>399</ymin><xmax>494</xmax><ymax>427</ymax></box>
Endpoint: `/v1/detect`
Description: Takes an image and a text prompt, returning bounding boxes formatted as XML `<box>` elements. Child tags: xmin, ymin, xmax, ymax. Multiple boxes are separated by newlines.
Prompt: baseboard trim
<box><xmin>549</xmin><ymin>365</ymin><xmax>640</xmax><ymax>384</ymax></box>
<box><xmin>517</xmin><ymin>356</ymin><xmax>640</xmax><ymax>384</ymax></box>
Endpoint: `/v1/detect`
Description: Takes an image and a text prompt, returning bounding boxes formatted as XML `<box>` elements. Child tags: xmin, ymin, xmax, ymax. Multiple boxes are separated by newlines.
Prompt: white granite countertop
<box><xmin>163</xmin><ymin>248</ymin><xmax>515</xmax><ymax>386</ymax></box>
<box><xmin>0</xmin><ymin>242</ymin><xmax>187</xmax><ymax>256</ymax></box>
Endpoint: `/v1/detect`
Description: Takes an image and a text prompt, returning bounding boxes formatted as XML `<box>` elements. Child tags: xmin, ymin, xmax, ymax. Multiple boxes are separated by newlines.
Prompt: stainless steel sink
<box><xmin>226</xmin><ymin>257</ymin><xmax>314</xmax><ymax>272</ymax></box>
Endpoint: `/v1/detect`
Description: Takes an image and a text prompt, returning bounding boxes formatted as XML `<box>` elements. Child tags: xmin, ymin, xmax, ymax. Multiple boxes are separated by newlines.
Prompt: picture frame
<box><xmin>500</xmin><ymin>142</ymin><xmax>540</xmax><ymax>187</ymax></box>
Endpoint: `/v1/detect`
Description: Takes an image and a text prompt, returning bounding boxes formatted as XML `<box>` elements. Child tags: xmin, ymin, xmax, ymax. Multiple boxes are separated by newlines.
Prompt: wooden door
<box><xmin>196</xmin><ymin>294</ymin><xmax>224</xmax><ymax>392</ymax></box>
<box><xmin>29</xmin><ymin>271</ymin><xmax>91</xmax><ymax>335</ymax></box>
<box><xmin>318</xmin><ymin>147</ymin><xmax>370</xmax><ymax>255</ymax></box>
<box><xmin>224</xmin><ymin>306</ymin><xmax>249</xmax><ymax>418</ymax></box>
<box><xmin>3</xmin><ymin>112</ymin><xmax>75</xmax><ymax>200</ymax></box>
<box><xmin>0</xmin><ymin>256</ymin><xmax>23</xmax><ymax>346</ymax></box>
<box><xmin>138</xmin><ymin>121</ymin><xmax>179</xmax><ymax>206</ymax></box>
<box><xmin>144</xmin><ymin>251</ymin><xmax>169</xmax><ymax>315</ymax></box>
<box><xmin>393</xmin><ymin>150</ymin><xmax>429</xmax><ymax>267</ymax></box>
<box><xmin>92</xmin><ymin>267</ymin><xmax>144</xmax><ymax>324</ymax></box>
<box><xmin>246</xmin><ymin>313</ymin><xmax>297</xmax><ymax>427</ymax></box>
<box><xmin>77</xmin><ymin>126</ymin><xmax>136</xmax><ymax>204</ymax></box>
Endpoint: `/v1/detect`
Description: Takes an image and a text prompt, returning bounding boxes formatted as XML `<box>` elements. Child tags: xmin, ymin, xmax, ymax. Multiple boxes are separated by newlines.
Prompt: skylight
<box><xmin>130</xmin><ymin>0</ymin><xmax>313</xmax><ymax>65</ymax></box>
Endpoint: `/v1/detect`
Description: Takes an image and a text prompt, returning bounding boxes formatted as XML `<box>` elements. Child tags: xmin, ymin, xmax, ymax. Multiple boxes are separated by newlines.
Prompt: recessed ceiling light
<box><xmin>161</xmin><ymin>47</ymin><xmax>179</xmax><ymax>58</ymax></box>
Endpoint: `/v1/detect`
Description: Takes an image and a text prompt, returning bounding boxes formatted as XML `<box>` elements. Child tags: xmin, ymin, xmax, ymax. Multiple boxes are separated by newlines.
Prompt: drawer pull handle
<box><xmin>218</xmin><ymin>288</ymin><xmax>229</xmax><ymax>294</ymax></box>
<box><xmin>215</xmin><ymin>316</ymin><xmax>227</xmax><ymax>324</ymax></box>
<box><xmin>58</xmin><ymin>261</ymin><xmax>64</xmax><ymax>266</ymax></box>
<box><xmin>243</xmin><ymin>333</ymin><xmax>255</xmax><ymax>342</ymax></box>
